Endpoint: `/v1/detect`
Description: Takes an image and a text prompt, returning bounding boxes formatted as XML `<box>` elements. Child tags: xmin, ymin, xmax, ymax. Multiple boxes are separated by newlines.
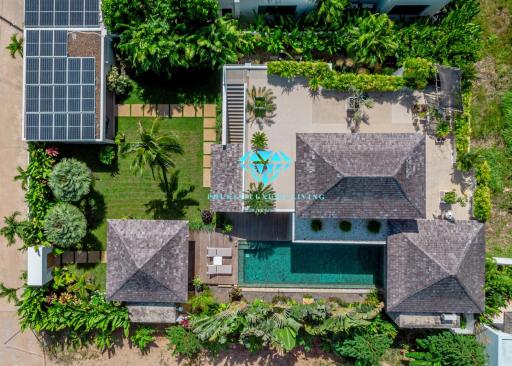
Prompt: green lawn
<box><xmin>67</xmin><ymin>263</ymin><xmax>107</xmax><ymax>292</ymax></box>
<box><xmin>58</xmin><ymin>117</ymin><xmax>209</xmax><ymax>250</ymax></box>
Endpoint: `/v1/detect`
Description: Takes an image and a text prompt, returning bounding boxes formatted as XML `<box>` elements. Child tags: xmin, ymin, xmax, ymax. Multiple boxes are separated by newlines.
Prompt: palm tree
<box><xmin>246</xmin><ymin>86</ymin><xmax>277</xmax><ymax>129</ymax></box>
<box><xmin>6</xmin><ymin>34</ymin><xmax>23</xmax><ymax>59</ymax></box>
<box><xmin>346</xmin><ymin>13</ymin><xmax>398</xmax><ymax>68</ymax></box>
<box><xmin>0</xmin><ymin>212</ymin><xmax>27</xmax><ymax>246</ymax></box>
<box><xmin>244</xmin><ymin>182</ymin><xmax>276</xmax><ymax>215</ymax></box>
<box><xmin>122</xmin><ymin>119</ymin><xmax>183</xmax><ymax>187</ymax></box>
<box><xmin>251</xmin><ymin>131</ymin><xmax>268</xmax><ymax>151</ymax></box>
<box><xmin>0</xmin><ymin>282</ymin><xmax>19</xmax><ymax>304</ymax></box>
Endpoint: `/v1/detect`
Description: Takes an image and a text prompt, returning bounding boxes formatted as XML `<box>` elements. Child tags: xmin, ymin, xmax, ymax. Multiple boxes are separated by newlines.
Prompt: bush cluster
<box><xmin>49</xmin><ymin>158</ymin><xmax>92</xmax><ymax>202</ymax></box>
<box><xmin>473</xmin><ymin>185</ymin><xmax>491</xmax><ymax>222</ymax></box>
<box><xmin>268</xmin><ymin>61</ymin><xmax>406</xmax><ymax>92</ymax></box>
<box><xmin>106</xmin><ymin>66</ymin><xmax>133</xmax><ymax>96</ymax></box>
<box><xmin>402</xmin><ymin>57</ymin><xmax>435</xmax><ymax>89</ymax></box>
<box><xmin>43</xmin><ymin>203</ymin><xmax>87</xmax><ymax>247</ymax></box>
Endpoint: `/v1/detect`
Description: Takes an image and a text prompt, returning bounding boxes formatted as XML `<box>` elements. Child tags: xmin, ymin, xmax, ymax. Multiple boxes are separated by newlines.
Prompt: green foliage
<box><xmin>98</xmin><ymin>146</ymin><xmax>116</xmax><ymax>166</ymax></box>
<box><xmin>244</xmin><ymin>182</ymin><xmax>276</xmax><ymax>215</ymax></box>
<box><xmin>0</xmin><ymin>211</ymin><xmax>29</xmax><ymax>246</ymax></box>
<box><xmin>130</xmin><ymin>326</ymin><xmax>155</xmax><ymax>353</ymax></box>
<box><xmin>166</xmin><ymin>326</ymin><xmax>203</xmax><ymax>359</ymax></box>
<box><xmin>44</xmin><ymin>203</ymin><xmax>87</xmax><ymax>247</ymax></box>
<box><xmin>102</xmin><ymin>0</ymin><xmax>245</xmax><ymax>75</ymax></box>
<box><xmin>192</xmin><ymin>276</ymin><xmax>204</xmax><ymax>292</ymax></box>
<box><xmin>306</xmin><ymin>0</ymin><xmax>349</xmax><ymax>29</ymax></box>
<box><xmin>442</xmin><ymin>190</ymin><xmax>457</xmax><ymax>204</ymax></box>
<box><xmin>121</xmin><ymin>120</ymin><xmax>183</xmax><ymax>187</ymax></box>
<box><xmin>246</xmin><ymin>86</ymin><xmax>276</xmax><ymax>127</ymax></box>
<box><xmin>406</xmin><ymin>332</ymin><xmax>486</xmax><ymax>366</ymax></box>
<box><xmin>106</xmin><ymin>66</ymin><xmax>132</xmax><ymax>96</ymax></box>
<box><xmin>475</xmin><ymin>160</ymin><xmax>491</xmax><ymax>187</ymax></box>
<box><xmin>6</xmin><ymin>33</ymin><xmax>23</xmax><ymax>58</ymax></box>
<box><xmin>367</xmin><ymin>220</ymin><xmax>381</xmax><ymax>234</ymax></box>
<box><xmin>189</xmin><ymin>289</ymin><xmax>218</xmax><ymax>314</ymax></box>
<box><xmin>311</xmin><ymin>219</ymin><xmax>322</xmax><ymax>232</ymax></box>
<box><xmin>501</xmin><ymin>90</ymin><xmax>512</xmax><ymax>154</ymax></box>
<box><xmin>335</xmin><ymin>332</ymin><xmax>393</xmax><ymax>366</ymax></box>
<box><xmin>396</xmin><ymin>0</ymin><xmax>481</xmax><ymax>85</ymax></box>
<box><xmin>454</xmin><ymin>95</ymin><xmax>472</xmax><ymax>171</ymax></box>
<box><xmin>0</xmin><ymin>282</ymin><xmax>19</xmax><ymax>304</ymax></box>
<box><xmin>436</xmin><ymin>121</ymin><xmax>451</xmax><ymax>139</ymax></box>
<box><xmin>49</xmin><ymin>158</ymin><xmax>92</xmax><ymax>202</ymax></box>
<box><xmin>402</xmin><ymin>57</ymin><xmax>435</xmax><ymax>89</ymax></box>
<box><xmin>479</xmin><ymin>147</ymin><xmax>512</xmax><ymax>194</ymax></box>
<box><xmin>250</xmin><ymin>131</ymin><xmax>269</xmax><ymax>151</ymax></box>
<box><xmin>473</xmin><ymin>185</ymin><xmax>491</xmax><ymax>222</ymax></box>
<box><xmin>17</xmin><ymin>268</ymin><xmax>129</xmax><ymax>350</ymax></box>
<box><xmin>339</xmin><ymin>220</ymin><xmax>351</xmax><ymax>232</ymax></box>
<box><xmin>480</xmin><ymin>258</ymin><xmax>512</xmax><ymax>323</ymax></box>
<box><xmin>346</xmin><ymin>13</ymin><xmax>397</xmax><ymax>68</ymax></box>
<box><xmin>268</xmin><ymin>61</ymin><xmax>406</xmax><ymax>92</ymax></box>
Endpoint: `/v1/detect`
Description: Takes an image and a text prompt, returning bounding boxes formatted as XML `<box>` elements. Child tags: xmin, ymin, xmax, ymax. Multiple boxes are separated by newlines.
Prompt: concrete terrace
<box><xmin>234</xmin><ymin>68</ymin><xmax>471</xmax><ymax>220</ymax></box>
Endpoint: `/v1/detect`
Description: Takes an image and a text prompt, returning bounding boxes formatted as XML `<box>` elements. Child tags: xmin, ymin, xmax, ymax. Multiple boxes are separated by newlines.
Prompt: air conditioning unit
<box><xmin>441</xmin><ymin>313</ymin><xmax>458</xmax><ymax>324</ymax></box>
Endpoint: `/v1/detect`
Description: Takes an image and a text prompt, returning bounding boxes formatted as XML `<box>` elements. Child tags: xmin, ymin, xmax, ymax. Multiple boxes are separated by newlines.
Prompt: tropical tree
<box><xmin>336</xmin><ymin>332</ymin><xmax>393</xmax><ymax>366</ymax></box>
<box><xmin>122</xmin><ymin>120</ymin><xmax>183</xmax><ymax>187</ymax></box>
<box><xmin>346</xmin><ymin>13</ymin><xmax>398</xmax><ymax>68</ymax></box>
<box><xmin>130</xmin><ymin>326</ymin><xmax>155</xmax><ymax>354</ymax></box>
<box><xmin>0</xmin><ymin>211</ymin><xmax>28</xmax><ymax>246</ymax></box>
<box><xmin>0</xmin><ymin>282</ymin><xmax>19</xmax><ymax>304</ymax></box>
<box><xmin>43</xmin><ymin>203</ymin><xmax>87</xmax><ymax>247</ymax></box>
<box><xmin>246</xmin><ymin>86</ymin><xmax>277</xmax><ymax>129</ymax></box>
<box><xmin>251</xmin><ymin>131</ymin><xmax>269</xmax><ymax>151</ymax></box>
<box><xmin>49</xmin><ymin>158</ymin><xmax>92</xmax><ymax>202</ymax></box>
<box><xmin>307</xmin><ymin>0</ymin><xmax>349</xmax><ymax>28</ymax></box>
<box><xmin>244</xmin><ymin>182</ymin><xmax>276</xmax><ymax>215</ymax></box>
<box><xmin>6</xmin><ymin>34</ymin><xmax>23</xmax><ymax>58</ymax></box>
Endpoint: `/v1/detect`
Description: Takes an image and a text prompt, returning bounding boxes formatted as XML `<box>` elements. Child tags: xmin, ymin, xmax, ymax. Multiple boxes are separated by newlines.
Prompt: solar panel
<box><xmin>24</xmin><ymin>29</ymin><xmax>97</xmax><ymax>141</ymax></box>
<box><xmin>25</xmin><ymin>0</ymin><xmax>100</xmax><ymax>28</ymax></box>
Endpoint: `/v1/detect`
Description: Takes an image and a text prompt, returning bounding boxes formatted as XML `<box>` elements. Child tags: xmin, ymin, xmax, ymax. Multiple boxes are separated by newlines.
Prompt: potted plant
<box><xmin>442</xmin><ymin>190</ymin><xmax>457</xmax><ymax>205</ymax></box>
<box><xmin>367</xmin><ymin>220</ymin><xmax>381</xmax><ymax>234</ymax></box>
<box><xmin>436</xmin><ymin>121</ymin><xmax>451</xmax><ymax>139</ymax></box>
<box><xmin>311</xmin><ymin>219</ymin><xmax>322</xmax><ymax>232</ymax></box>
<box><xmin>339</xmin><ymin>220</ymin><xmax>352</xmax><ymax>232</ymax></box>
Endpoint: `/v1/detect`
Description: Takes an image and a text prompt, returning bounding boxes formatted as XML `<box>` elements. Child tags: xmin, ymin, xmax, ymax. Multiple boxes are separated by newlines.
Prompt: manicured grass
<box><xmin>58</xmin><ymin>117</ymin><xmax>209</xmax><ymax>250</ymax></box>
<box><xmin>121</xmin><ymin>70</ymin><xmax>221</xmax><ymax>104</ymax></box>
<box><xmin>67</xmin><ymin>263</ymin><xmax>107</xmax><ymax>292</ymax></box>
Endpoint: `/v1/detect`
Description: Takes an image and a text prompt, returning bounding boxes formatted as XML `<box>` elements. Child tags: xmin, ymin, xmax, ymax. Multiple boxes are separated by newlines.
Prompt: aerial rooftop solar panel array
<box><xmin>24</xmin><ymin>0</ymin><xmax>100</xmax><ymax>141</ymax></box>
<box><xmin>25</xmin><ymin>0</ymin><xmax>100</xmax><ymax>28</ymax></box>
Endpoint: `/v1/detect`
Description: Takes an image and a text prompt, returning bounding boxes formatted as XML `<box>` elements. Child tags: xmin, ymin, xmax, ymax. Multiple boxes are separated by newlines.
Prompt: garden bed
<box><xmin>57</xmin><ymin>117</ymin><xmax>209</xmax><ymax>250</ymax></box>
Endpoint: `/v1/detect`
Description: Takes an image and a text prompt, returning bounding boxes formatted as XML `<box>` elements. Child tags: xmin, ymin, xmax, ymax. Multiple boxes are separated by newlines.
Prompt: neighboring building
<box><xmin>208</xmin><ymin>64</ymin><xmax>485</xmax><ymax>328</ymax></box>
<box><xmin>106</xmin><ymin>220</ymin><xmax>189</xmax><ymax>323</ymax></box>
<box><xmin>218</xmin><ymin>0</ymin><xmax>451</xmax><ymax>18</ymax></box>
<box><xmin>23</xmin><ymin>0</ymin><xmax>115</xmax><ymax>142</ymax></box>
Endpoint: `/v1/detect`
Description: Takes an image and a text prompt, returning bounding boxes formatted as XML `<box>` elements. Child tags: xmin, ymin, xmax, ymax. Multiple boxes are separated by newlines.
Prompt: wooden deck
<box><xmin>191</xmin><ymin>230</ymin><xmax>239</xmax><ymax>286</ymax></box>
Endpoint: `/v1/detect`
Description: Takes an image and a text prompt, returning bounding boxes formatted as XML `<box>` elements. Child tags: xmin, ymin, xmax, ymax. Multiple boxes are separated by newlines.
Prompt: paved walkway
<box><xmin>0</xmin><ymin>1</ymin><xmax>45</xmax><ymax>365</ymax></box>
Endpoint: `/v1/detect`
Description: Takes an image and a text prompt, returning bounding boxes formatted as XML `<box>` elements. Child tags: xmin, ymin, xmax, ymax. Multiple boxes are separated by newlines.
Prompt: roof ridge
<box><xmin>390</xmin><ymin>177</ymin><xmax>424</xmax><ymax>217</ymax></box>
<box><xmin>390</xmin><ymin>134</ymin><xmax>424</xmax><ymax>177</ymax></box>
<box><xmin>110</xmin><ymin>268</ymin><xmax>174</xmax><ymax>301</ymax></box>
<box><xmin>390</xmin><ymin>235</ymin><xmax>449</xmax><ymax>308</ymax></box>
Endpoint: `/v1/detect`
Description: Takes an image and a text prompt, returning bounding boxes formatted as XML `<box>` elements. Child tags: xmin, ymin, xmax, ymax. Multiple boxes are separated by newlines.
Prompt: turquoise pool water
<box><xmin>238</xmin><ymin>242</ymin><xmax>384</xmax><ymax>288</ymax></box>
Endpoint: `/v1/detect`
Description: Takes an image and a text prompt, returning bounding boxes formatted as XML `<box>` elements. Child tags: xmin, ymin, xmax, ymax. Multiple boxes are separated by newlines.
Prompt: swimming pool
<box><xmin>238</xmin><ymin>241</ymin><xmax>384</xmax><ymax>288</ymax></box>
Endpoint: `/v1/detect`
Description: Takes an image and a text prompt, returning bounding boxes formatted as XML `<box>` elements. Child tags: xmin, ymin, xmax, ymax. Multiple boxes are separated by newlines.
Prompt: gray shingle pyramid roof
<box><xmin>295</xmin><ymin>133</ymin><xmax>426</xmax><ymax>219</ymax></box>
<box><xmin>106</xmin><ymin>219</ymin><xmax>189</xmax><ymax>303</ymax></box>
<box><xmin>387</xmin><ymin>220</ymin><xmax>485</xmax><ymax>314</ymax></box>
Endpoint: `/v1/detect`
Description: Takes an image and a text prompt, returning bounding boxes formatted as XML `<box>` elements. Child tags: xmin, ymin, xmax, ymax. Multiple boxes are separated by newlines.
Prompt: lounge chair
<box><xmin>206</xmin><ymin>248</ymin><xmax>217</xmax><ymax>257</ymax></box>
<box><xmin>207</xmin><ymin>265</ymin><xmax>217</xmax><ymax>275</ymax></box>
<box><xmin>216</xmin><ymin>247</ymin><xmax>232</xmax><ymax>257</ymax></box>
<box><xmin>216</xmin><ymin>265</ymin><xmax>232</xmax><ymax>275</ymax></box>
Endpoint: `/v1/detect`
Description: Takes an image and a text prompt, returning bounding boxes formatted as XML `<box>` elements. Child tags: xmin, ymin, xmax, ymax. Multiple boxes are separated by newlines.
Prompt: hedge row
<box><xmin>267</xmin><ymin>61</ymin><xmax>406</xmax><ymax>92</ymax></box>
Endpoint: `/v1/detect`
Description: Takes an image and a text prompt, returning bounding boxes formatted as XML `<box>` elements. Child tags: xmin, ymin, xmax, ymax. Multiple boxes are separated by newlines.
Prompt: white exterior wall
<box><xmin>478</xmin><ymin>325</ymin><xmax>512</xmax><ymax>366</ymax></box>
<box><xmin>219</xmin><ymin>0</ymin><xmax>316</xmax><ymax>18</ymax></box>
<box><xmin>377</xmin><ymin>0</ymin><xmax>451</xmax><ymax>15</ymax></box>
<box><xmin>27</xmin><ymin>246</ymin><xmax>53</xmax><ymax>286</ymax></box>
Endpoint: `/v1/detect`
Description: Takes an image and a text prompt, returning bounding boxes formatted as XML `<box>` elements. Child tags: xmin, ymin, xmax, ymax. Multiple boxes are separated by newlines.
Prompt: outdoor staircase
<box><xmin>226</xmin><ymin>83</ymin><xmax>245</xmax><ymax>144</ymax></box>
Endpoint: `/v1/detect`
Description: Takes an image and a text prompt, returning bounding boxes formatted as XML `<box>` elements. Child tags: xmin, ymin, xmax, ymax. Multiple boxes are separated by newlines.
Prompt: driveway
<box><xmin>0</xmin><ymin>1</ymin><xmax>45</xmax><ymax>365</ymax></box>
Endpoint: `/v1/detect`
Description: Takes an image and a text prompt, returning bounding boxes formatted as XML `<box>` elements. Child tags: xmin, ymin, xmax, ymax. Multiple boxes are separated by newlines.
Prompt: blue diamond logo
<box><xmin>240</xmin><ymin>150</ymin><xmax>291</xmax><ymax>185</ymax></box>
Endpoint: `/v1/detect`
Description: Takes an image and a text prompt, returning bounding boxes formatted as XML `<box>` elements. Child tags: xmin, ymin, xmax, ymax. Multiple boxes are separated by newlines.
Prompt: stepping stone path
<box><xmin>116</xmin><ymin>103</ymin><xmax>217</xmax><ymax>188</ymax></box>
<box><xmin>54</xmin><ymin>250</ymin><xmax>107</xmax><ymax>266</ymax></box>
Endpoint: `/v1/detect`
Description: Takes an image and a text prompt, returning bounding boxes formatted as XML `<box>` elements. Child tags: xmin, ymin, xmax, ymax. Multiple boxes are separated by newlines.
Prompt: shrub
<box><xmin>201</xmin><ymin>209</ymin><xmax>214</xmax><ymax>225</ymax></box>
<box><xmin>367</xmin><ymin>220</ymin><xmax>381</xmax><ymax>234</ymax></box>
<box><xmin>229</xmin><ymin>286</ymin><xmax>243</xmax><ymax>302</ymax></box>
<box><xmin>443</xmin><ymin>190</ymin><xmax>457</xmax><ymax>204</ymax></box>
<box><xmin>311</xmin><ymin>219</ymin><xmax>322</xmax><ymax>232</ymax></box>
<box><xmin>49</xmin><ymin>158</ymin><xmax>92</xmax><ymax>202</ymax></box>
<box><xmin>192</xmin><ymin>276</ymin><xmax>204</xmax><ymax>292</ymax></box>
<box><xmin>501</xmin><ymin>90</ymin><xmax>512</xmax><ymax>153</ymax></box>
<box><xmin>222</xmin><ymin>223</ymin><xmax>233</xmax><ymax>234</ymax></box>
<box><xmin>43</xmin><ymin>203</ymin><xmax>87</xmax><ymax>247</ymax></box>
<box><xmin>130</xmin><ymin>326</ymin><xmax>155</xmax><ymax>353</ymax></box>
<box><xmin>335</xmin><ymin>332</ymin><xmax>393</xmax><ymax>366</ymax></box>
<box><xmin>166</xmin><ymin>326</ymin><xmax>203</xmax><ymax>359</ymax></box>
<box><xmin>268</xmin><ymin>61</ymin><xmax>406</xmax><ymax>92</ymax></box>
<box><xmin>436</xmin><ymin>121</ymin><xmax>451</xmax><ymax>139</ymax></box>
<box><xmin>6</xmin><ymin>34</ymin><xmax>23</xmax><ymax>58</ymax></box>
<box><xmin>339</xmin><ymin>220</ymin><xmax>352</xmax><ymax>232</ymax></box>
<box><xmin>99</xmin><ymin>146</ymin><xmax>116</xmax><ymax>165</ymax></box>
<box><xmin>188</xmin><ymin>289</ymin><xmax>218</xmax><ymax>314</ymax></box>
<box><xmin>473</xmin><ymin>185</ymin><xmax>491</xmax><ymax>222</ymax></box>
<box><xmin>106</xmin><ymin>66</ymin><xmax>133</xmax><ymax>96</ymax></box>
<box><xmin>244</xmin><ymin>182</ymin><xmax>276</xmax><ymax>215</ymax></box>
<box><xmin>406</xmin><ymin>332</ymin><xmax>486</xmax><ymax>366</ymax></box>
<box><xmin>475</xmin><ymin>160</ymin><xmax>491</xmax><ymax>186</ymax></box>
<box><xmin>402</xmin><ymin>57</ymin><xmax>435</xmax><ymax>89</ymax></box>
